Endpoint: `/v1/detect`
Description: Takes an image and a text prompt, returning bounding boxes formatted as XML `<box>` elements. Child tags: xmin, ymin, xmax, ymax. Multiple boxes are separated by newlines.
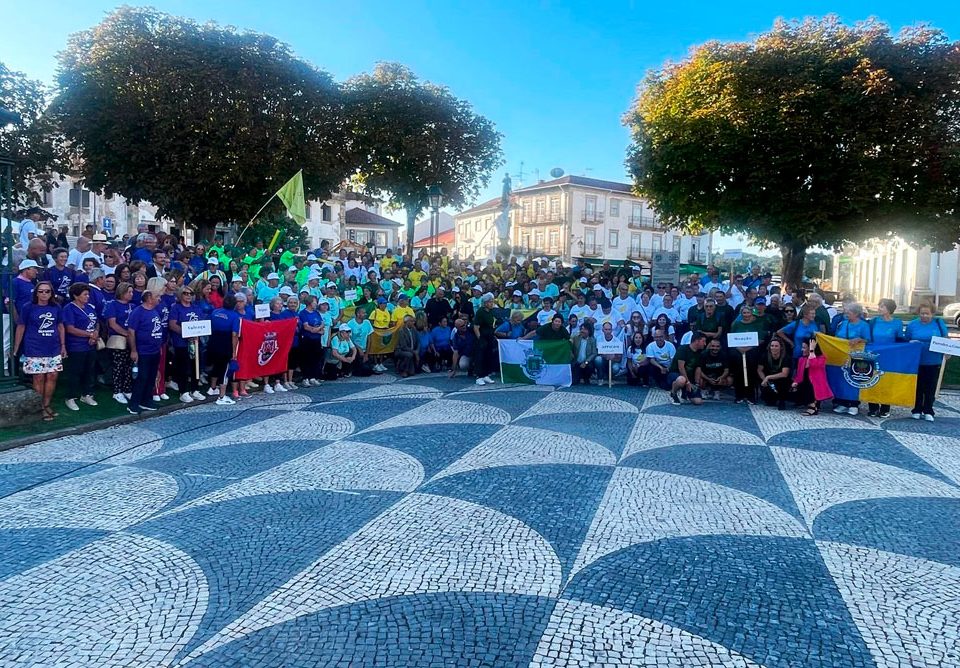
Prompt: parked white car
<box><xmin>942</xmin><ymin>302</ymin><xmax>960</xmax><ymax>327</ymax></box>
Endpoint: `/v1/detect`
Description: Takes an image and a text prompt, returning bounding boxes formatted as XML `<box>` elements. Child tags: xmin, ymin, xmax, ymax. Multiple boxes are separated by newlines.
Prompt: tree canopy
<box><xmin>52</xmin><ymin>6</ymin><xmax>352</xmax><ymax>240</ymax></box>
<box><xmin>343</xmin><ymin>63</ymin><xmax>503</xmax><ymax>251</ymax></box>
<box><xmin>625</xmin><ymin>17</ymin><xmax>960</xmax><ymax>289</ymax></box>
<box><xmin>0</xmin><ymin>62</ymin><xmax>65</xmax><ymax>208</ymax></box>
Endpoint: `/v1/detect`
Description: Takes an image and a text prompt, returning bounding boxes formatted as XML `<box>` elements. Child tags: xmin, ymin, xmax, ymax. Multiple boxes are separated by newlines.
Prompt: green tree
<box><xmin>343</xmin><ymin>63</ymin><xmax>503</xmax><ymax>253</ymax></box>
<box><xmin>625</xmin><ymin>18</ymin><xmax>960</xmax><ymax>290</ymax></box>
<box><xmin>239</xmin><ymin>208</ymin><xmax>309</xmax><ymax>251</ymax></box>
<box><xmin>0</xmin><ymin>62</ymin><xmax>65</xmax><ymax>207</ymax></box>
<box><xmin>51</xmin><ymin>7</ymin><xmax>352</xmax><ymax>241</ymax></box>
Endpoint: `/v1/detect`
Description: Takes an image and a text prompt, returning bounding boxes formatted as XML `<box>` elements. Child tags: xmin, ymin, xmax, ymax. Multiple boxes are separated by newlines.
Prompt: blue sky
<box><xmin>4</xmin><ymin>1</ymin><xmax>958</xmax><ymax>250</ymax></box>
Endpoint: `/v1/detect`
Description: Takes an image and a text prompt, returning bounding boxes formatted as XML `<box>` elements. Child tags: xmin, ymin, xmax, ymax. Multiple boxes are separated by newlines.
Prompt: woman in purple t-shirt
<box><xmin>13</xmin><ymin>281</ymin><xmax>66</xmax><ymax>421</ymax></box>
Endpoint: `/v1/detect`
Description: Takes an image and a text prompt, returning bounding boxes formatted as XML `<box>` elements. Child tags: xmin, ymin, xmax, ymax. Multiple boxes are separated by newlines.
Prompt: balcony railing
<box><xmin>686</xmin><ymin>251</ymin><xmax>710</xmax><ymax>264</ymax></box>
<box><xmin>627</xmin><ymin>214</ymin><xmax>662</xmax><ymax>230</ymax></box>
<box><xmin>581</xmin><ymin>211</ymin><xmax>604</xmax><ymax>224</ymax></box>
<box><xmin>518</xmin><ymin>214</ymin><xmax>564</xmax><ymax>226</ymax></box>
<box><xmin>628</xmin><ymin>247</ymin><xmax>656</xmax><ymax>261</ymax></box>
<box><xmin>581</xmin><ymin>244</ymin><xmax>603</xmax><ymax>257</ymax></box>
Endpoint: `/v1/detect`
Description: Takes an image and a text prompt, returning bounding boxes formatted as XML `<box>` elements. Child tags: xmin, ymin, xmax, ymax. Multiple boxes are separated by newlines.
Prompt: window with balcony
<box><xmin>653</xmin><ymin>234</ymin><xmax>664</xmax><ymax>251</ymax></box>
<box><xmin>610</xmin><ymin>198</ymin><xmax>620</xmax><ymax>217</ymax></box>
<box><xmin>609</xmin><ymin>230</ymin><xmax>619</xmax><ymax>248</ymax></box>
<box><xmin>630</xmin><ymin>234</ymin><xmax>641</xmax><ymax>256</ymax></box>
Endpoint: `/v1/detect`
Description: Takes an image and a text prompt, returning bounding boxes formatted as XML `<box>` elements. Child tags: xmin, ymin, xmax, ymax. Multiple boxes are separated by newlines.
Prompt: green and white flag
<box><xmin>499</xmin><ymin>339</ymin><xmax>572</xmax><ymax>387</ymax></box>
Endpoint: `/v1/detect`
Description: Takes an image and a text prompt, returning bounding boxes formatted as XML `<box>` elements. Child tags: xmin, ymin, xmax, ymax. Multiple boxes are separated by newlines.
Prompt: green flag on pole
<box><xmin>275</xmin><ymin>170</ymin><xmax>306</xmax><ymax>226</ymax></box>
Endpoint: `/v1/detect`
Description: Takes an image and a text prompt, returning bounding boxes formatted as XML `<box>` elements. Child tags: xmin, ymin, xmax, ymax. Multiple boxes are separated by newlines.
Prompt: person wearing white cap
<box><xmin>255</xmin><ymin>272</ymin><xmax>281</xmax><ymax>303</ymax></box>
<box><xmin>13</xmin><ymin>259</ymin><xmax>41</xmax><ymax>319</ymax></box>
<box><xmin>324</xmin><ymin>323</ymin><xmax>358</xmax><ymax>379</ymax></box>
<box><xmin>323</xmin><ymin>282</ymin><xmax>343</xmax><ymax>320</ymax></box>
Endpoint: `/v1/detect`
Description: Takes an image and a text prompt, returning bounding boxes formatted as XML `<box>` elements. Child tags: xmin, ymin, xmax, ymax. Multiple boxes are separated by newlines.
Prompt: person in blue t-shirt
<box><xmin>777</xmin><ymin>303</ymin><xmax>821</xmax><ymax>361</ymax></box>
<box><xmin>168</xmin><ymin>286</ymin><xmax>204</xmax><ymax>403</ymax></box>
<box><xmin>13</xmin><ymin>281</ymin><xmax>64</xmax><ymax>421</ymax></box>
<box><xmin>207</xmin><ymin>295</ymin><xmax>242</xmax><ymax>404</ymax></box>
<box><xmin>298</xmin><ymin>295</ymin><xmax>326</xmax><ymax>385</ymax></box>
<box><xmin>429</xmin><ymin>315</ymin><xmax>454</xmax><ymax>371</ymax></box>
<box><xmin>867</xmin><ymin>298</ymin><xmax>905</xmax><ymax>417</ymax></box>
<box><xmin>905</xmin><ymin>303</ymin><xmax>950</xmax><ymax>421</ymax></box>
<box><xmin>61</xmin><ymin>283</ymin><xmax>100</xmax><ymax>411</ymax></box>
<box><xmin>126</xmin><ymin>290</ymin><xmax>165</xmax><ymax>414</ymax></box>
<box><xmin>105</xmin><ymin>282</ymin><xmax>135</xmax><ymax>404</ymax></box>
<box><xmin>831</xmin><ymin>303</ymin><xmax>873</xmax><ymax>416</ymax></box>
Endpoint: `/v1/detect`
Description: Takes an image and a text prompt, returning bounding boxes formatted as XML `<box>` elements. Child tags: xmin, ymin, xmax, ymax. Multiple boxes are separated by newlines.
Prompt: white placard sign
<box><xmin>727</xmin><ymin>331</ymin><xmax>759</xmax><ymax>347</ymax></box>
<box><xmin>596</xmin><ymin>336</ymin><xmax>624</xmax><ymax>356</ymax></box>
<box><xmin>344</xmin><ymin>289</ymin><xmax>358</xmax><ymax>301</ymax></box>
<box><xmin>181</xmin><ymin>319</ymin><xmax>211</xmax><ymax>338</ymax></box>
<box><xmin>929</xmin><ymin>335</ymin><xmax>960</xmax><ymax>356</ymax></box>
<box><xmin>254</xmin><ymin>303</ymin><xmax>271</xmax><ymax>319</ymax></box>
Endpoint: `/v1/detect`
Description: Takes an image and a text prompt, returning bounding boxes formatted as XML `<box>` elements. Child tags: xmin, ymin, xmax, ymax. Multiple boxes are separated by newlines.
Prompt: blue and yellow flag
<box><xmin>817</xmin><ymin>333</ymin><xmax>923</xmax><ymax>407</ymax></box>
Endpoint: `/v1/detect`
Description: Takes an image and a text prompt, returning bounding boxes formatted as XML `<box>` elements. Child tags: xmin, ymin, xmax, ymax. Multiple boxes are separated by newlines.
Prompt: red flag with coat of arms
<box><xmin>235</xmin><ymin>318</ymin><xmax>297</xmax><ymax>380</ymax></box>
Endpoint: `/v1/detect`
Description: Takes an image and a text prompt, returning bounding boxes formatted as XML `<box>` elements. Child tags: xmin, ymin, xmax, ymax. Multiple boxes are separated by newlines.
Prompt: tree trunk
<box><xmin>405</xmin><ymin>209</ymin><xmax>417</xmax><ymax>258</ymax></box>
<box><xmin>780</xmin><ymin>240</ymin><xmax>807</xmax><ymax>293</ymax></box>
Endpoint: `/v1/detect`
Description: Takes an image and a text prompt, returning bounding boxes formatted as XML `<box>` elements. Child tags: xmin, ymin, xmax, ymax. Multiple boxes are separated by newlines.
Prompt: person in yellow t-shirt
<box><xmin>370</xmin><ymin>298</ymin><xmax>392</xmax><ymax>329</ymax></box>
<box><xmin>391</xmin><ymin>294</ymin><xmax>415</xmax><ymax>325</ymax></box>
<box><xmin>408</xmin><ymin>267</ymin><xmax>425</xmax><ymax>287</ymax></box>
<box><xmin>379</xmin><ymin>250</ymin><xmax>398</xmax><ymax>272</ymax></box>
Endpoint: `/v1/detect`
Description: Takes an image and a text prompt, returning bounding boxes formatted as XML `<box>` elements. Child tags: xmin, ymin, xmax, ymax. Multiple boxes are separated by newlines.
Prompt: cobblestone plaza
<box><xmin>0</xmin><ymin>375</ymin><xmax>958</xmax><ymax>667</ymax></box>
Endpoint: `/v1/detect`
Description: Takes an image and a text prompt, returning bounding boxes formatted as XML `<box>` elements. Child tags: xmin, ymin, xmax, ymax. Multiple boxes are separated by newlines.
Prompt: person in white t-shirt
<box><xmin>611</xmin><ymin>284</ymin><xmax>636</xmax><ymax>324</ymax></box>
<box><xmin>644</xmin><ymin>329</ymin><xmax>676</xmax><ymax>389</ymax></box>
<box><xmin>726</xmin><ymin>274</ymin><xmax>747</xmax><ymax>310</ymax></box>
<box><xmin>569</xmin><ymin>293</ymin><xmax>593</xmax><ymax>327</ymax></box>
<box><xmin>653</xmin><ymin>294</ymin><xmax>681</xmax><ymax>323</ymax></box>
<box><xmin>536</xmin><ymin>297</ymin><xmax>558</xmax><ymax>326</ymax></box>
<box><xmin>19</xmin><ymin>210</ymin><xmax>42</xmax><ymax>247</ymax></box>
<box><xmin>673</xmin><ymin>284</ymin><xmax>697</xmax><ymax>323</ymax></box>
<box><xmin>593</xmin><ymin>300</ymin><xmax>625</xmax><ymax>337</ymax></box>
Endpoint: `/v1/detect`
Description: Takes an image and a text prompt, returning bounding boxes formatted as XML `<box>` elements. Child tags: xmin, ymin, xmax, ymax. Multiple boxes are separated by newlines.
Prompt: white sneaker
<box><xmin>923</xmin><ymin>413</ymin><xmax>935</xmax><ymax>422</ymax></box>
<box><xmin>180</xmin><ymin>392</ymin><xmax>194</xmax><ymax>404</ymax></box>
<box><xmin>65</xmin><ymin>398</ymin><xmax>80</xmax><ymax>411</ymax></box>
<box><xmin>911</xmin><ymin>412</ymin><xmax>922</xmax><ymax>420</ymax></box>
<box><xmin>284</xmin><ymin>381</ymin><xmax>297</xmax><ymax>390</ymax></box>
<box><xmin>484</xmin><ymin>376</ymin><xmax>495</xmax><ymax>385</ymax></box>
<box><xmin>833</xmin><ymin>405</ymin><xmax>847</xmax><ymax>414</ymax></box>
<box><xmin>152</xmin><ymin>395</ymin><xmax>162</xmax><ymax>403</ymax></box>
<box><xmin>207</xmin><ymin>387</ymin><xmax>219</xmax><ymax>396</ymax></box>
<box><xmin>166</xmin><ymin>380</ymin><xmax>179</xmax><ymax>391</ymax></box>
<box><xmin>421</xmin><ymin>364</ymin><xmax>431</xmax><ymax>374</ymax></box>
<box><xmin>274</xmin><ymin>382</ymin><xmax>287</xmax><ymax>392</ymax></box>
<box><xmin>713</xmin><ymin>390</ymin><xmax>722</xmax><ymax>400</ymax></box>
<box><xmin>475</xmin><ymin>378</ymin><xmax>487</xmax><ymax>385</ymax></box>
<box><xmin>113</xmin><ymin>393</ymin><xmax>128</xmax><ymax>405</ymax></box>
<box><xmin>216</xmin><ymin>396</ymin><xmax>236</xmax><ymax>406</ymax></box>
<box><xmin>123</xmin><ymin>393</ymin><xmax>132</xmax><ymax>400</ymax></box>
<box><xmin>246</xmin><ymin>381</ymin><xmax>260</xmax><ymax>389</ymax></box>
<box><xmin>264</xmin><ymin>384</ymin><xmax>275</xmax><ymax>394</ymax></box>
<box><xmin>847</xmin><ymin>407</ymin><xmax>858</xmax><ymax>416</ymax></box>
<box><xmin>159</xmin><ymin>393</ymin><xmax>170</xmax><ymax>401</ymax></box>
<box><xmin>80</xmin><ymin>395</ymin><xmax>98</xmax><ymax>406</ymax></box>
<box><xmin>191</xmin><ymin>391</ymin><xmax>206</xmax><ymax>401</ymax></box>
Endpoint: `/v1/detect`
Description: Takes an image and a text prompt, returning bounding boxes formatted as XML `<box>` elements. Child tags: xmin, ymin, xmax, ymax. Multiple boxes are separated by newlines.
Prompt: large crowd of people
<box><xmin>5</xmin><ymin>212</ymin><xmax>951</xmax><ymax>423</ymax></box>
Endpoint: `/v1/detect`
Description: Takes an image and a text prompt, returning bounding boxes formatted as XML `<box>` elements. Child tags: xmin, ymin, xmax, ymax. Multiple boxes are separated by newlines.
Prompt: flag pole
<box><xmin>235</xmin><ymin>193</ymin><xmax>277</xmax><ymax>245</ymax></box>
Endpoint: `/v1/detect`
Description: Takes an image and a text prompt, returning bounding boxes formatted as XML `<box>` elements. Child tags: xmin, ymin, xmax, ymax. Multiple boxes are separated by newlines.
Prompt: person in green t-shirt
<box><xmin>668</xmin><ymin>331</ymin><xmax>707</xmax><ymax>405</ymax></box>
<box><xmin>279</xmin><ymin>247</ymin><xmax>299</xmax><ymax>271</ymax></box>
<box><xmin>694</xmin><ymin>299</ymin><xmax>725</xmax><ymax>344</ymax></box>
<box><xmin>729</xmin><ymin>304</ymin><xmax>766</xmax><ymax>403</ymax></box>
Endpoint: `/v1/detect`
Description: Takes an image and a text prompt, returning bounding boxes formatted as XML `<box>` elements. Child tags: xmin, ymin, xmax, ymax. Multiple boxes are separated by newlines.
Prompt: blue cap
<box><xmin>376</xmin><ymin>297</ymin><xmax>387</xmax><ymax>304</ymax></box>
<box><xmin>754</xmin><ymin>297</ymin><xmax>767</xmax><ymax>305</ymax></box>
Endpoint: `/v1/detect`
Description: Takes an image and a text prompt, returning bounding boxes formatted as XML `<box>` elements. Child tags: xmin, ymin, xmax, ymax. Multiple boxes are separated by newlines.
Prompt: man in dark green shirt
<box><xmin>472</xmin><ymin>293</ymin><xmax>499</xmax><ymax>385</ymax></box>
<box><xmin>668</xmin><ymin>331</ymin><xmax>707</xmax><ymax>405</ymax></box>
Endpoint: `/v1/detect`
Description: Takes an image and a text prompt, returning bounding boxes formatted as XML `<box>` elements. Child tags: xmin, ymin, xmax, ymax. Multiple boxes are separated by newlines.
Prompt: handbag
<box><xmin>106</xmin><ymin>334</ymin><xmax>128</xmax><ymax>350</ymax></box>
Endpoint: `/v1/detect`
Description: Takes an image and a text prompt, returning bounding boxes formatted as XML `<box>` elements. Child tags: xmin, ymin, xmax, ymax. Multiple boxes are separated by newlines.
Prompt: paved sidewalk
<box><xmin>0</xmin><ymin>375</ymin><xmax>958</xmax><ymax>667</ymax></box>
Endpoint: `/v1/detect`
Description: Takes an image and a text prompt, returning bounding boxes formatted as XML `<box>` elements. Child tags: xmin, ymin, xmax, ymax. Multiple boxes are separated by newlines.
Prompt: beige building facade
<box><xmin>454</xmin><ymin>175</ymin><xmax>711</xmax><ymax>266</ymax></box>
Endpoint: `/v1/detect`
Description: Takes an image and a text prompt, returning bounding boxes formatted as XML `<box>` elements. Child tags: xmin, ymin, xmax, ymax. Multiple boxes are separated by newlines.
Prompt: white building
<box><xmin>37</xmin><ymin>174</ymin><xmax>174</xmax><ymax>240</ymax></box>
<box><xmin>454</xmin><ymin>175</ymin><xmax>711</xmax><ymax>266</ymax></box>
<box><xmin>837</xmin><ymin>238</ymin><xmax>959</xmax><ymax>310</ymax></box>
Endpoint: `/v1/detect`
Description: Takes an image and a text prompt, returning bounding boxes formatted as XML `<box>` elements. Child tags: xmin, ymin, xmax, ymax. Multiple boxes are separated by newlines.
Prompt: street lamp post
<box><xmin>0</xmin><ymin>107</ymin><xmax>21</xmax><ymax>390</ymax></box>
<box><xmin>427</xmin><ymin>184</ymin><xmax>443</xmax><ymax>255</ymax></box>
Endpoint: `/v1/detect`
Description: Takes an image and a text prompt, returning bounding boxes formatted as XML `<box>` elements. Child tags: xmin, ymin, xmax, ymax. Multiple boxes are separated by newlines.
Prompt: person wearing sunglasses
<box><xmin>168</xmin><ymin>286</ymin><xmax>206</xmax><ymax>403</ymax></box>
<box><xmin>13</xmin><ymin>281</ymin><xmax>66</xmax><ymax>421</ymax></box>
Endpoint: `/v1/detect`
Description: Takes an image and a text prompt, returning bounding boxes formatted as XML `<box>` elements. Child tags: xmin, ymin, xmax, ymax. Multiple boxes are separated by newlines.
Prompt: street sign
<box><xmin>818</xmin><ymin>259</ymin><xmax>827</xmax><ymax>271</ymax></box>
<box><xmin>102</xmin><ymin>217</ymin><xmax>113</xmax><ymax>233</ymax></box>
<box><xmin>181</xmin><ymin>319</ymin><xmax>212</xmax><ymax>338</ymax></box>
<box><xmin>651</xmin><ymin>251</ymin><xmax>680</xmax><ymax>286</ymax></box>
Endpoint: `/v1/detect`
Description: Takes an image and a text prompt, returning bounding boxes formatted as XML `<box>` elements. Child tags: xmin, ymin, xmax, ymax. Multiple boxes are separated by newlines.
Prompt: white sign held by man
<box><xmin>254</xmin><ymin>303</ymin><xmax>271</xmax><ymax>319</ymax></box>
<box><xmin>181</xmin><ymin>319</ymin><xmax>212</xmax><ymax>338</ymax></box>
<box><xmin>727</xmin><ymin>332</ymin><xmax>759</xmax><ymax>348</ymax></box>
<box><xmin>929</xmin><ymin>336</ymin><xmax>960</xmax><ymax>356</ymax></box>
<box><xmin>596</xmin><ymin>336</ymin><xmax>624</xmax><ymax>356</ymax></box>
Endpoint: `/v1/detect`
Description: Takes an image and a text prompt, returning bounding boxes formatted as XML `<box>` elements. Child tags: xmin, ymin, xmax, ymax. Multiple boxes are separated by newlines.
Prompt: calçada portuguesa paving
<box><xmin>0</xmin><ymin>374</ymin><xmax>959</xmax><ymax>667</ymax></box>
